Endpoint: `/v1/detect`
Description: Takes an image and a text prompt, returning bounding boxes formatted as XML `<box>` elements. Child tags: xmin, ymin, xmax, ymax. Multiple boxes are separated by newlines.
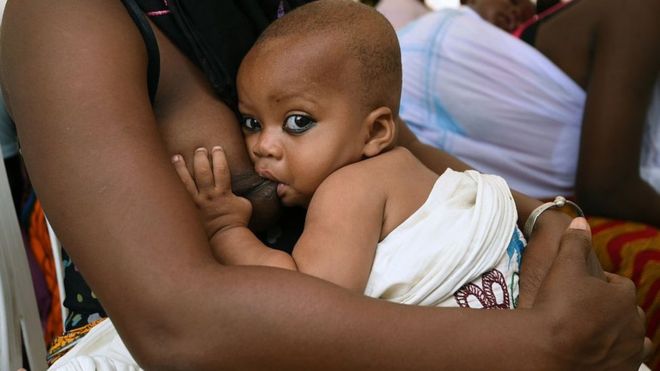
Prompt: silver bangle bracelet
<box><xmin>523</xmin><ymin>196</ymin><xmax>585</xmax><ymax>239</ymax></box>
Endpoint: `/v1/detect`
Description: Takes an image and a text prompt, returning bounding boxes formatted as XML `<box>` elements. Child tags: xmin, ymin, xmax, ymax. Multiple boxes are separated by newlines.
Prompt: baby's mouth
<box><xmin>229</xmin><ymin>171</ymin><xmax>280</xmax><ymax>230</ymax></box>
<box><xmin>276</xmin><ymin>183</ymin><xmax>287</xmax><ymax>198</ymax></box>
<box><xmin>244</xmin><ymin>178</ymin><xmax>278</xmax><ymax>200</ymax></box>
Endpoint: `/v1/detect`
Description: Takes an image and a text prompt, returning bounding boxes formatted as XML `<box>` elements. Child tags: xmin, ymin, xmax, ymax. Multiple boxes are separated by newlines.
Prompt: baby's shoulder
<box><xmin>328</xmin><ymin>147</ymin><xmax>416</xmax><ymax>184</ymax></box>
<box><xmin>322</xmin><ymin>147</ymin><xmax>431</xmax><ymax>203</ymax></box>
<box><xmin>357</xmin><ymin>146</ymin><xmax>418</xmax><ymax>170</ymax></box>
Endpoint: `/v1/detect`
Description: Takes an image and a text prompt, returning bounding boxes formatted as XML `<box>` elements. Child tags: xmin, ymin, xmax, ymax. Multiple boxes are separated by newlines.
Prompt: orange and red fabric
<box><xmin>589</xmin><ymin>217</ymin><xmax>659</xmax><ymax>370</ymax></box>
<box><xmin>27</xmin><ymin>199</ymin><xmax>64</xmax><ymax>345</ymax></box>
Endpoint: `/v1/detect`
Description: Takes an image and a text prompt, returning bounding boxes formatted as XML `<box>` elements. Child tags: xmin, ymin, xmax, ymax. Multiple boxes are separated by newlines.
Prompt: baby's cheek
<box><xmin>244</xmin><ymin>138</ymin><xmax>257</xmax><ymax>161</ymax></box>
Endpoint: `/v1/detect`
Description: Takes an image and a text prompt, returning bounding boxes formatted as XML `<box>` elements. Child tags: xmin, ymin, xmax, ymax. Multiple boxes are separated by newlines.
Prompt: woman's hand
<box><xmin>173</xmin><ymin>146</ymin><xmax>253</xmax><ymax>240</ymax></box>
<box><xmin>531</xmin><ymin>217</ymin><xmax>652</xmax><ymax>369</ymax></box>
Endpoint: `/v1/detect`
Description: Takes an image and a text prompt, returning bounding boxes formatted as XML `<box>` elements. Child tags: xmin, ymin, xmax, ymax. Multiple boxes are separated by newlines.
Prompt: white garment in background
<box><xmin>398</xmin><ymin>7</ymin><xmax>660</xmax><ymax>198</ymax></box>
<box><xmin>376</xmin><ymin>0</ymin><xmax>431</xmax><ymax>29</ymax></box>
<box><xmin>641</xmin><ymin>82</ymin><xmax>660</xmax><ymax>193</ymax></box>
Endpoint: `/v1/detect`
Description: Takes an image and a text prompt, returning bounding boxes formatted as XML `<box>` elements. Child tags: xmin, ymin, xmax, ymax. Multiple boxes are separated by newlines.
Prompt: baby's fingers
<box><xmin>211</xmin><ymin>146</ymin><xmax>232</xmax><ymax>193</ymax></box>
<box><xmin>172</xmin><ymin>154</ymin><xmax>198</xmax><ymax>196</ymax></box>
<box><xmin>193</xmin><ymin>147</ymin><xmax>214</xmax><ymax>190</ymax></box>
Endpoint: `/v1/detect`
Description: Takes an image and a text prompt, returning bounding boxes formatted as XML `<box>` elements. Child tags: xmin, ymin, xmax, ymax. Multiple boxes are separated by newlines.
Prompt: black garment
<box><xmin>134</xmin><ymin>0</ymin><xmax>310</xmax><ymax>112</ymax></box>
<box><xmin>535</xmin><ymin>0</ymin><xmax>560</xmax><ymax>14</ymax></box>
<box><xmin>4</xmin><ymin>154</ymin><xmax>25</xmax><ymax>214</ymax></box>
<box><xmin>62</xmin><ymin>0</ymin><xmax>311</xmax><ymax>331</ymax></box>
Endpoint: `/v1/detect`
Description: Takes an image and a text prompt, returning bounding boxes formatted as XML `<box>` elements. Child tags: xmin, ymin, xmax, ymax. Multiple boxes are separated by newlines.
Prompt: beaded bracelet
<box><xmin>523</xmin><ymin>196</ymin><xmax>585</xmax><ymax>239</ymax></box>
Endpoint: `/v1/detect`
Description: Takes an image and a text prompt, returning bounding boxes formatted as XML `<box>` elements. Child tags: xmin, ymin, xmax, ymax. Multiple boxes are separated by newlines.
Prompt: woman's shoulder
<box><xmin>1</xmin><ymin>0</ymin><xmax>149</xmax><ymax>106</ymax></box>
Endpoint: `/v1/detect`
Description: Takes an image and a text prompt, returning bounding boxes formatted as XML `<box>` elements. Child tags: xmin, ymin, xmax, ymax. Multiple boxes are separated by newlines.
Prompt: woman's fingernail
<box><xmin>171</xmin><ymin>155</ymin><xmax>181</xmax><ymax>163</ymax></box>
<box><xmin>569</xmin><ymin>217</ymin><xmax>589</xmax><ymax>231</ymax></box>
<box><xmin>212</xmin><ymin>146</ymin><xmax>223</xmax><ymax>152</ymax></box>
<box><xmin>196</xmin><ymin>147</ymin><xmax>207</xmax><ymax>153</ymax></box>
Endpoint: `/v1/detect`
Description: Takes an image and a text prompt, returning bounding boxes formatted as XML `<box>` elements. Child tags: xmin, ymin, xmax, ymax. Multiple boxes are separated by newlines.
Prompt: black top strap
<box><xmin>131</xmin><ymin>0</ymin><xmax>313</xmax><ymax>113</ymax></box>
<box><xmin>121</xmin><ymin>0</ymin><xmax>161</xmax><ymax>104</ymax></box>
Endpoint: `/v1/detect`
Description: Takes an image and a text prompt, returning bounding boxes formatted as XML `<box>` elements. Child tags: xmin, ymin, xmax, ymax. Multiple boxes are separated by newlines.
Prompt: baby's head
<box><xmin>247</xmin><ymin>0</ymin><xmax>402</xmax><ymax>116</ymax></box>
<box><xmin>236</xmin><ymin>0</ymin><xmax>401</xmax><ymax>207</ymax></box>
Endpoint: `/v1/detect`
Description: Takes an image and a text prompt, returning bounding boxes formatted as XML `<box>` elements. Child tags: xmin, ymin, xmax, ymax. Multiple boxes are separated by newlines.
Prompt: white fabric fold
<box><xmin>49</xmin><ymin>319</ymin><xmax>141</xmax><ymax>371</ymax></box>
<box><xmin>364</xmin><ymin>169</ymin><xmax>519</xmax><ymax>307</ymax></box>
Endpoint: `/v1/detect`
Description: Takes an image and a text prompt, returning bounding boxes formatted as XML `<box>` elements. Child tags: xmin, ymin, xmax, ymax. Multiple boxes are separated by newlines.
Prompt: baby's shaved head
<box><xmin>254</xmin><ymin>0</ymin><xmax>402</xmax><ymax>114</ymax></box>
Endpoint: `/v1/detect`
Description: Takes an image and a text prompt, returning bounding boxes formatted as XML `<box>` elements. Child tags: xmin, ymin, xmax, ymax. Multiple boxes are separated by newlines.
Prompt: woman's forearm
<box><xmin>140</xmin><ymin>226</ymin><xmax>645</xmax><ymax>370</ymax></box>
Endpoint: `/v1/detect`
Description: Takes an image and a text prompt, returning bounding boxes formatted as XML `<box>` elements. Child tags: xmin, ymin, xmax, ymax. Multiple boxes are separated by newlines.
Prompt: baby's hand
<box><xmin>172</xmin><ymin>146</ymin><xmax>252</xmax><ymax>239</ymax></box>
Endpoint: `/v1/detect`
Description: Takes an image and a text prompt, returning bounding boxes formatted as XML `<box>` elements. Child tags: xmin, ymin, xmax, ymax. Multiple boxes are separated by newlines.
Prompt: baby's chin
<box><xmin>278</xmin><ymin>185</ymin><xmax>311</xmax><ymax>209</ymax></box>
<box><xmin>281</xmin><ymin>198</ymin><xmax>309</xmax><ymax>209</ymax></box>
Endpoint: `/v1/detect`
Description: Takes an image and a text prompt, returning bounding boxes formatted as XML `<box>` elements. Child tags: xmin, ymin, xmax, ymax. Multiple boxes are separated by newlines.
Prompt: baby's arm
<box><xmin>173</xmin><ymin>145</ymin><xmax>385</xmax><ymax>293</ymax></box>
<box><xmin>172</xmin><ymin>146</ymin><xmax>296</xmax><ymax>269</ymax></box>
<box><xmin>291</xmin><ymin>164</ymin><xmax>387</xmax><ymax>293</ymax></box>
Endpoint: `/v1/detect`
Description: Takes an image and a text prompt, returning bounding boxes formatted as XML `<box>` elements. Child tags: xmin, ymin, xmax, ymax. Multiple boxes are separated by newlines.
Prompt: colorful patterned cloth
<box><xmin>47</xmin><ymin>319</ymin><xmax>105</xmax><ymax>366</ymax></box>
<box><xmin>25</xmin><ymin>197</ymin><xmax>64</xmax><ymax>345</ymax></box>
<box><xmin>589</xmin><ymin>217</ymin><xmax>660</xmax><ymax>371</ymax></box>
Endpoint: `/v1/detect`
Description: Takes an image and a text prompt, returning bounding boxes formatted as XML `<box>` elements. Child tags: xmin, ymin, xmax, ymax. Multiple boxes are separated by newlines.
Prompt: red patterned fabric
<box><xmin>589</xmin><ymin>217</ymin><xmax>660</xmax><ymax>370</ymax></box>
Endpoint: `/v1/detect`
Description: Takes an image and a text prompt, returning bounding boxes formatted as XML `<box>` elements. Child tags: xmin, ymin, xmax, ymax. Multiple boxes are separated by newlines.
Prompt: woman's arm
<box><xmin>575</xmin><ymin>0</ymin><xmax>660</xmax><ymax>226</ymax></box>
<box><xmin>539</xmin><ymin>0</ymin><xmax>660</xmax><ymax>226</ymax></box>
<box><xmin>0</xmin><ymin>0</ymin><xmax>646</xmax><ymax>369</ymax></box>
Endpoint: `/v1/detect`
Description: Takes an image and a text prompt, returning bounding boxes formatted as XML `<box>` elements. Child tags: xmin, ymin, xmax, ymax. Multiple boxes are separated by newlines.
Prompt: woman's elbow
<box><xmin>127</xmin><ymin>316</ymin><xmax>235</xmax><ymax>370</ymax></box>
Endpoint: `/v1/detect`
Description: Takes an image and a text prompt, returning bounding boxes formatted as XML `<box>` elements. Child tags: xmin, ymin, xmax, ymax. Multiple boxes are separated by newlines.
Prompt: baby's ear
<box><xmin>362</xmin><ymin>106</ymin><xmax>397</xmax><ymax>158</ymax></box>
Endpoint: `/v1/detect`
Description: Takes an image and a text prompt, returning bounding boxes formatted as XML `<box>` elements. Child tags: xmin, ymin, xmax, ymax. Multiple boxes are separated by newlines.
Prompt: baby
<box><xmin>173</xmin><ymin>0</ymin><xmax>526</xmax><ymax>308</ymax></box>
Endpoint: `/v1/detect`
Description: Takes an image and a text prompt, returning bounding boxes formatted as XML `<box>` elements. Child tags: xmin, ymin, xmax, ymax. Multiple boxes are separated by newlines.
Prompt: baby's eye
<box><xmin>241</xmin><ymin>117</ymin><xmax>261</xmax><ymax>132</ymax></box>
<box><xmin>283</xmin><ymin>114</ymin><xmax>316</xmax><ymax>134</ymax></box>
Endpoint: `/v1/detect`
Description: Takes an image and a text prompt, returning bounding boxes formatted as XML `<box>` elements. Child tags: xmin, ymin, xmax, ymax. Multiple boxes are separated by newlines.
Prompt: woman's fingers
<box><xmin>643</xmin><ymin>336</ymin><xmax>654</xmax><ymax>363</ymax></box>
<box><xmin>636</xmin><ymin>306</ymin><xmax>654</xmax><ymax>363</ymax></box>
<box><xmin>536</xmin><ymin>217</ymin><xmax>648</xmax><ymax>369</ymax></box>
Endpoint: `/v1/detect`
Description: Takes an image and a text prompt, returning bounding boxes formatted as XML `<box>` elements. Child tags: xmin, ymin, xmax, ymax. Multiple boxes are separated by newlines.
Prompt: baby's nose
<box><xmin>251</xmin><ymin>129</ymin><xmax>284</xmax><ymax>159</ymax></box>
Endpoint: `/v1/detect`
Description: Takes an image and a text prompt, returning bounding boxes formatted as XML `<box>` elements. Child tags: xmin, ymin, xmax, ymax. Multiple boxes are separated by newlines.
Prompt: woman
<box><xmin>0</xmin><ymin>0</ymin><xmax>649</xmax><ymax>368</ymax></box>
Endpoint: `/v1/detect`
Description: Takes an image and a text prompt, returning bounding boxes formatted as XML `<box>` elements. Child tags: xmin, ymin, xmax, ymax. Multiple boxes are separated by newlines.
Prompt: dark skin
<box><xmin>463</xmin><ymin>0</ymin><xmax>660</xmax><ymax>226</ymax></box>
<box><xmin>0</xmin><ymin>0</ymin><xmax>649</xmax><ymax>369</ymax></box>
<box><xmin>535</xmin><ymin>0</ymin><xmax>660</xmax><ymax>226</ymax></box>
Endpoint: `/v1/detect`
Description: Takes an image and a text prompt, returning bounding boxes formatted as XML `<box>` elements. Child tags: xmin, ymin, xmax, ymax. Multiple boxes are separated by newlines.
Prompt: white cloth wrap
<box><xmin>49</xmin><ymin>319</ymin><xmax>141</xmax><ymax>371</ymax></box>
<box><xmin>398</xmin><ymin>7</ymin><xmax>660</xmax><ymax>198</ymax></box>
<box><xmin>364</xmin><ymin>169</ymin><xmax>519</xmax><ymax>306</ymax></box>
